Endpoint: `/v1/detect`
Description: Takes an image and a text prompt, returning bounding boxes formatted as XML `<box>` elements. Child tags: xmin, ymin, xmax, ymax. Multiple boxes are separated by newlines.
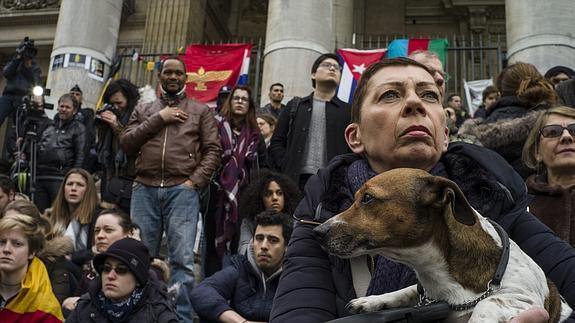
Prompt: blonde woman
<box><xmin>0</xmin><ymin>212</ymin><xmax>63</xmax><ymax>322</ymax></box>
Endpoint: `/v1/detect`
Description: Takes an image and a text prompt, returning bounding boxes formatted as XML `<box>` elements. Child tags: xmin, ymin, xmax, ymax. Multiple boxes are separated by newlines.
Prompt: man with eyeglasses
<box><xmin>120</xmin><ymin>56</ymin><xmax>222</xmax><ymax>323</ymax></box>
<box><xmin>269</xmin><ymin>53</ymin><xmax>351</xmax><ymax>190</ymax></box>
<box><xmin>259</xmin><ymin>83</ymin><xmax>286</xmax><ymax>118</ymax></box>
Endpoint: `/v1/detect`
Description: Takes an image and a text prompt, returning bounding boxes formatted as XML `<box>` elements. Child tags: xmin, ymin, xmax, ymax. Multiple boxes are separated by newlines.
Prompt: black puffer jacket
<box><xmin>37</xmin><ymin>117</ymin><xmax>86</xmax><ymax>176</ymax></box>
<box><xmin>67</xmin><ymin>277</ymin><xmax>179</xmax><ymax>323</ymax></box>
<box><xmin>270</xmin><ymin>142</ymin><xmax>575</xmax><ymax>322</ymax></box>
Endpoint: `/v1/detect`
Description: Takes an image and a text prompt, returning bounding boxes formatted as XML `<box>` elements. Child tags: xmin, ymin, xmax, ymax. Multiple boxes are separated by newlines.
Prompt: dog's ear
<box><xmin>426</xmin><ymin>176</ymin><xmax>476</xmax><ymax>226</ymax></box>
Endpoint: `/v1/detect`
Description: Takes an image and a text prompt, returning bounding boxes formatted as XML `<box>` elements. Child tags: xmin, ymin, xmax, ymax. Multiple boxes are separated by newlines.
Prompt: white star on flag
<box><xmin>352</xmin><ymin>63</ymin><xmax>366</xmax><ymax>74</ymax></box>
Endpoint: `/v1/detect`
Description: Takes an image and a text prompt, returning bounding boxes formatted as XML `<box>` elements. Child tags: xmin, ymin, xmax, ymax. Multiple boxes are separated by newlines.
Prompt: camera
<box><xmin>21</xmin><ymin>86</ymin><xmax>53</xmax><ymax>114</ymax></box>
<box><xmin>15</xmin><ymin>37</ymin><xmax>37</xmax><ymax>59</ymax></box>
<box><xmin>96</xmin><ymin>103</ymin><xmax>120</xmax><ymax>117</ymax></box>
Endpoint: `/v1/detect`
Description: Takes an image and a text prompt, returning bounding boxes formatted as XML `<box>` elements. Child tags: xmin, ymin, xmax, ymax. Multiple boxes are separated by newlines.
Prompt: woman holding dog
<box><xmin>270</xmin><ymin>57</ymin><xmax>575</xmax><ymax>323</ymax></box>
<box><xmin>523</xmin><ymin>106</ymin><xmax>575</xmax><ymax>247</ymax></box>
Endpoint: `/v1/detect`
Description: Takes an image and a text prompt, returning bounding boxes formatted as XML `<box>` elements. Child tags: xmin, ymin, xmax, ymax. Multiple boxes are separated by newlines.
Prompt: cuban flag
<box><xmin>337</xmin><ymin>48</ymin><xmax>387</xmax><ymax>103</ymax></box>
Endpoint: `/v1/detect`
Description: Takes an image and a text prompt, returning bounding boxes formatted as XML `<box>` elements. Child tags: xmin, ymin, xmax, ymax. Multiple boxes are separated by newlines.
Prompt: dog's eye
<box><xmin>361</xmin><ymin>193</ymin><xmax>374</xmax><ymax>205</ymax></box>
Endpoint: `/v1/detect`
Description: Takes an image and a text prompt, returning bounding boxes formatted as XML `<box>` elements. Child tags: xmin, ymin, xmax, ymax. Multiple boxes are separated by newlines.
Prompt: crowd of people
<box><xmin>1</xmin><ymin>33</ymin><xmax>575</xmax><ymax>322</ymax></box>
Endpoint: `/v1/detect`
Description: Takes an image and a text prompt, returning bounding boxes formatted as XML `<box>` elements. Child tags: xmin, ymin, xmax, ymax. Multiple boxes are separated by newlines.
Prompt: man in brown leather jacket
<box><xmin>120</xmin><ymin>56</ymin><xmax>221</xmax><ymax>323</ymax></box>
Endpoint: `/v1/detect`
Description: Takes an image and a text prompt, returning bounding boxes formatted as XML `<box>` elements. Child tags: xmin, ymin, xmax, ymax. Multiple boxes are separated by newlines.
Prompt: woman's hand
<box><xmin>100</xmin><ymin>110</ymin><xmax>119</xmax><ymax>128</ymax></box>
<box><xmin>62</xmin><ymin>296</ymin><xmax>80</xmax><ymax>311</ymax></box>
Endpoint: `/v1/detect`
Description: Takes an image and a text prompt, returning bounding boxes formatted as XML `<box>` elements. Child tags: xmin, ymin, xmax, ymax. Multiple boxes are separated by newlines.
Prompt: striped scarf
<box><xmin>215</xmin><ymin>116</ymin><xmax>260</xmax><ymax>256</ymax></box>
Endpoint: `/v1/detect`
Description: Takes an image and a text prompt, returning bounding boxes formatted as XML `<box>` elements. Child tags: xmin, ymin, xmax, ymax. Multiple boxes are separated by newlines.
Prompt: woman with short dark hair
<box><xmin>67</xmin><ymin>238</ymin><xmax>179</xmax><ymax>323</ymax></box>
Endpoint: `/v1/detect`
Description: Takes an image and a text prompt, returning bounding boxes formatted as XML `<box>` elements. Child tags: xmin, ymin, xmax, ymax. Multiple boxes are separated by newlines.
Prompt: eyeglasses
<box><xmin>100</xmin><ymin>263</ymin><xmax>130</xmax><ymax>275</ymax></box>
<box><xmin>232</xmin><ymin>96</ymin><xmax>249</xmax><ymax>103</ymax></box>
<box><xmin>319</xmin><ymin>62</ymin><xmax>342</xmax><ymax>71</ymax></box>
<box><xmin>540</xmin><ymin>124</ymin><xmax>575</xmax><ymax>138</ymax></box>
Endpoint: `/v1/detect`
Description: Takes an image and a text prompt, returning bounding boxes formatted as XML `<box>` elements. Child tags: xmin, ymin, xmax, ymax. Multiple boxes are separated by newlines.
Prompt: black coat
<box><xmin>270</xmin><ymin>142</ymin><xmax>575</xmax><ymax>322</ymax></box>
<box><xmin>37</xmin><ymin>117</ymin><xmax>86</xmax><ymax>176</ymax></box>
<box><xmin>1</xmin><ymin>56</ymin><xmax>42</xmax><ymax>96</ymax></box>
<box><xmin>67</xmin><ymin>277</ymin><xmax>179</xmax><ymax>323</ymax></box>
<box><xmin>268</xmin><ymin>93</ymin><xmax>351</xmax><ymax>183</ymax></box>
<box><xmin>481</xmin><ymin>95</ymin><xmax>536</xmax><ymax>178</ymax></box>
<box><xmin>191</xmin><ymin>255</ymin><xmax>280</xmax><ymax>322</ymax></box>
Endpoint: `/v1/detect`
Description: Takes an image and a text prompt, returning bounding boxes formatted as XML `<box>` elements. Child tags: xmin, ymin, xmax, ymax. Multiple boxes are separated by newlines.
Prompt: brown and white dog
<box><xmin>314</xmin><ymin>168</ymin><xmax>572</xmax><ymax>322</ymax></box>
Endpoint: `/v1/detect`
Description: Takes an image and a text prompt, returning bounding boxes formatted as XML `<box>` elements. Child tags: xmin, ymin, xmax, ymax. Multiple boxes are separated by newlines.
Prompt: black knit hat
<box><xmin>544</xmin><ymin>66</ymin><xmax>575</xmax><ymax>79</ymax></box>
<box><xmin>70</xmin><ymin>84</ymin><xmax>83</xmax><ymax>93</ymax></box>
<box><xmin>93</xmin><ymin>238</ymin><xmax>150</xmax><ymax>286</ymax></box>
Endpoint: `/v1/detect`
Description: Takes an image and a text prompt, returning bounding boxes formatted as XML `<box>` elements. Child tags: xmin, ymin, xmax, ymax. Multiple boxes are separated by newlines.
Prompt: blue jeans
<box><xmin>131</xmin><ymin>182</ymin><xmax>199</xmax><ymax>323</ymax></box>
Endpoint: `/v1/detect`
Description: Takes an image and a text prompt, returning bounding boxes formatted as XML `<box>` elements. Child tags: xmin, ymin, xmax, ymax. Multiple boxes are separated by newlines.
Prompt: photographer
<box><xmin>96</xmin><ymin>79</ymin><xmax>139</xmax><ymax>213</ymax></box>
<box><xmin>35</xmin><ymin>93</ymin><xmax>86</xmax><ymax>212</ymax></box>
<box><xmin>0</xmin><ymin>37</ymin><xmax>42</xmax><ymax>128</ymax></box>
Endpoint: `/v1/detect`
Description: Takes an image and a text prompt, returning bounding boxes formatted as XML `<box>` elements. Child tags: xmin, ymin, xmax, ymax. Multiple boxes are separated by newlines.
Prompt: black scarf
<box><xmin>95</xmin><ymin>286</ymin><xmax>144</xmax><ymax>322</ymax></box>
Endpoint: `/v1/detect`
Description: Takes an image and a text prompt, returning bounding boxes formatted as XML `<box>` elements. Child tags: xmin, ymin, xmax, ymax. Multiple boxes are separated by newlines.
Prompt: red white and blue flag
<box><xmin>337</xmin><ymin>48</ymin><xmax>387</xmax><ymax>103</ymax></box>
<box><xmin>181</xmin><ymin>44</ymin><xmax>252</xmax><ymax>103</ymax></box>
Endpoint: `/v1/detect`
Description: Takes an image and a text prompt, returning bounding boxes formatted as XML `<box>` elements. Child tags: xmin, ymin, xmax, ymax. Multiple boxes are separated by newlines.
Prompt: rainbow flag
<box><xmin>386</xmin><ymin>38</ymin><xmax>449</xmax><ymax>66</ymax></box>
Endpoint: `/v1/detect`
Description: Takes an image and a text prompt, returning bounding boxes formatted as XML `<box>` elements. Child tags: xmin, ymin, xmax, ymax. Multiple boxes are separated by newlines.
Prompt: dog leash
<box><xmin>417</xmin><ymin>219</ymin><xmax>511</xmax><ymax>311</ymax></box>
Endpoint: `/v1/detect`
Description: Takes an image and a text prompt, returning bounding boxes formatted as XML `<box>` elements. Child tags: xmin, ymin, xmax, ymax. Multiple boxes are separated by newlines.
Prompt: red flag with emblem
<box><xmin>181</xmin><ymin>44</ymin><xmax>252</xmax><ymax>103</ymax></box>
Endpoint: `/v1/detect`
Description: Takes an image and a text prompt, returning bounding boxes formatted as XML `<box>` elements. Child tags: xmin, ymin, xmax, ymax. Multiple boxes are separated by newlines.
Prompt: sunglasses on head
<box><xmin>539</xmin><ymin>124</ymin><xmax>575</xmax><ymax>138</ymax></box>
<box><xmin>100</xmin><ymin>263</ymin><xmax>130</xmax><ymax>275</ymax></box>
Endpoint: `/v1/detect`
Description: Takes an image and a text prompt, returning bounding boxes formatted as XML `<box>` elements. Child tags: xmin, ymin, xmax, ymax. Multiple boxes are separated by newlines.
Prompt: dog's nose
<box><xmin>313</xmin><ymin>223</ymin><xmax>330</xmax><ymax>245</ymax></box>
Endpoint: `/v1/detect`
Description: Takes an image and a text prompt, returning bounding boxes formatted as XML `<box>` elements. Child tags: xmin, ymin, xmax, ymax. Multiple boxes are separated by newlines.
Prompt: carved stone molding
<box><xmin>0</xmin><ymin>0</ymin><xmax>60</xmax><ymax>10</ymax></box>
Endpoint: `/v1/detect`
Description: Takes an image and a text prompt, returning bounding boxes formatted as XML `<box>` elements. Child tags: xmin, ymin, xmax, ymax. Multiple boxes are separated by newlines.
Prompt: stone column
<box><xmin>333</xmin><ymin>0</ymin><xmax>355</xmax><ymax>50</ymax></box>
<box><xmin>506</xmin><ymin>0</ymin><xmax>575</xmax><ymax>73</ymax></box>
<box><xmin>46</xmin><ymin>0</ymin><xmax>123</xmax><ymax>109</ymax></box>
<box><xmin>260</xmin><ymin>0</ymin><xmax>334</xmax><ymax>106</ymax></box>
<box><xmin>142</xmin><ymin>0</ymin><xmax>206</xmax><ymax>53</ymax></box>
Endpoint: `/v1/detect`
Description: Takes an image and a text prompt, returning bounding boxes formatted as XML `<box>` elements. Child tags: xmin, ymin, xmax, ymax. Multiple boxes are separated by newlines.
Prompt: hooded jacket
<box><xmin>270</xmin><ymin>142</ymin><xmax>575</xmax><ymax>322</ymax></box>
<box><xmin>191</xmin><ymin>244</ymin><xmax>281</xmax><ymax>322</ymax></box>
<box><xmin>0</xmin><ymin>257</ymin><xmax>64</xmax><ymax>322</ymax></box>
